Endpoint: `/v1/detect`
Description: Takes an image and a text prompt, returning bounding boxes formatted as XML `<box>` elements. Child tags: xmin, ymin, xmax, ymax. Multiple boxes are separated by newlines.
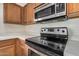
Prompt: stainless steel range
<box><xmin>26</xmin><ymin>27</ymin><xmax>68</xmax><ymax>56</ymax></box>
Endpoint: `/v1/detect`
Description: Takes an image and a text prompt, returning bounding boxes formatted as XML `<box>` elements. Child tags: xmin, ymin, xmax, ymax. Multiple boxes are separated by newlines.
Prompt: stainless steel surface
<box><xmin>26</xmin><ymin>27</ymin><xmax>68</xmax><ymax>56</ymax></box>
<box><xmin>40</xmin><ymin>27</ymin><xmax>68</xmax><ymax>56</ymax></box>
<box><xmin>35</xmin><ymin>3</ymin><xmax>55</xmax><ymax>13</ymax></box>
<box><xmin>41</xmin><ymin>27</ymin><xmax>67</xmax><ymax>35</ymax></box>
<box><xmin>35</xmin><ymin>3</ymin><xmax>66</xmax><ymax>22</ymax></box>
<box><xmin>28</xmin><ymin>46</ymin><xmax>47</xmax><ymax>56</ymax></box>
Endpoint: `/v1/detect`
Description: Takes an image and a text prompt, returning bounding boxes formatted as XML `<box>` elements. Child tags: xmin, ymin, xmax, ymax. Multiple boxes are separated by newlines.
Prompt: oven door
<box><xmin>28</xmin><ymin>47</ymin><xmax>47</xmax><ymax>56</ymax></box>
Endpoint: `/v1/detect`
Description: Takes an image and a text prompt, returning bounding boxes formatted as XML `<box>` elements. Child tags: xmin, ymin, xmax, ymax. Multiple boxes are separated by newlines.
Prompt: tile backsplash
<box><xmin>25</xmin><ymin>18</ymin><xmax>79</xmax><ymax>41</ymax></box>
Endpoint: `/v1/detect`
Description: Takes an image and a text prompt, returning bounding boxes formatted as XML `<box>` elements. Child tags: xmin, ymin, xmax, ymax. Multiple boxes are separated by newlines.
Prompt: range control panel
<box><xmin>41</xmin><ymin>27</ymin><xmax>68</xmax><ymax>35</ymax></box>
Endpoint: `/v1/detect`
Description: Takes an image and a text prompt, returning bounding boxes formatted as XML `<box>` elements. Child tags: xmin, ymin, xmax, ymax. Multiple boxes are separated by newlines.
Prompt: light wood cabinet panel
<box><xmin>23</xmin><ymin>3</ymin><xmax>41</xmax><ymax>25</ymax></box>
<box><xmin>16</xmin><ymin>39</ymin><xmax>28</xmax><ymax>56</ymax></box>
<box><xmin>23</xmin><ymin>4</ymin><xmax>35</xmax><ymax>24</ymax></box>
<box><xmin>0</xmin><ymin>45</ymin><xmax>15</xmax><ymax>56</ymax></box>
<box><xmin>67</xmin><ymin>3</ymin><xmax>79</xmax><ymax>13</ymax></box>
<box><xmin>16</xmin><ymin>45</ymin><xmax>23</xmax><ymax>56</ymax></box>
<box><xmin>0</xmin><ymin>39</ymin><xmax>15</xmax><ymax>47</ymax></box>
<box><xmin>4</xmin><ymin>3</ymin><xmax>22</xmax><ymax>24</ymax></box>
<box><xmin>16</xmin><ymin>45</ymin><xmax>28</xmax><ymax>56</ymax></box>
<box><xmin>67</xmin><ymin>3</ymin><xmax>73</xmax><ymax>14</ymax></box>
<box><xmin>0</xmin><ymin>38</ymin><xmax>28</xmax><ymax>56</ymax></box>
<box><xmin>0</xmin><ymin>38</ymin><xmax>16</xmax><ymax>56</ymax></box>
<box><xmin>67</xmin><ymin>3</ymin><xmax>79</xmax><ymax>18</ymax></box>
<box><xmin>72</xmin><ymin>4</ymin><xmax>79</xmax><ymax>12</ymax></box>
<box><xmin>4</xmin><ymin>3</ymin><xmax>36</xmax><ymax>25</ymax></box>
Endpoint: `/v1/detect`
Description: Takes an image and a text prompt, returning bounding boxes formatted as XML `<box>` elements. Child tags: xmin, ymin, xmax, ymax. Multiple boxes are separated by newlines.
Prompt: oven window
<box><xmin>42</xmin><ymin>7</ymin><xmax>51</xmax><ymax>17</ymax></box>
<box><xmin>35</xmin><ymin>4</ymin><xmax>55</xmax><ymax>19</ymax></box>
<box><xmin>56</xmin><ymin>3</ymin><xmax>65</xmax><ymax>13</ymax></box>
<box><xmin>35</xmin><ymin>7</ymin><xmax>52</xmax><ymax>19</ymax></box>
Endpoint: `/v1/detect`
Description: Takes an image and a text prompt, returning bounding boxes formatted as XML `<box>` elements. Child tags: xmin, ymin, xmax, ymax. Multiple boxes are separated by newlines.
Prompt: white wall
<box><xmin>0</xmin><ymin>4</ymin><xmax>4</xmax><ymax>34</ymax></box>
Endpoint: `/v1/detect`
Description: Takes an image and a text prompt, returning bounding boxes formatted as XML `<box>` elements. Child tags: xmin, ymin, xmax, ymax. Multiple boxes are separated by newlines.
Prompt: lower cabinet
<box><xmin>16</xmin><ymin>39</ymin><xmax>28</xmax><ymax>56</ymax></box>
<box><xmin>0</xmin><ymin>38</ymin><xmax>28</xmax><ymax>56</ymax></box>
<box><xmin>0</xmin><ymin>45</ymin><xmax>15</xmax><ymax>56</ymax></box>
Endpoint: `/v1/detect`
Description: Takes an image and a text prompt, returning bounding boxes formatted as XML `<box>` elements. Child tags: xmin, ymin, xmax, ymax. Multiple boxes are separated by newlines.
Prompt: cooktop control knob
<box><xmin>41</xmin><ymin>29</ymin><xmax>45</xmax><ymax>32</ymax></box>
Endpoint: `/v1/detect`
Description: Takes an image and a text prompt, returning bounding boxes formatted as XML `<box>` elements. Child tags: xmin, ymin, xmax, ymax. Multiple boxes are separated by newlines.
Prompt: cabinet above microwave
<box><xmin>34</xmin><ymin>3</ymin><xmax>66</xmax><ymax>22</ymax></box>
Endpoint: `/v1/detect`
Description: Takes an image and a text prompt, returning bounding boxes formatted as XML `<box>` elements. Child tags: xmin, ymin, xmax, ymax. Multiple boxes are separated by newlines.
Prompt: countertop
<box><xmin>0</xmin><ymin>35</ymin><xmax>36</xmax><ymax>41</ymax></box>
<box><xmin>0</xmin><ymin>35</ymin><xmax>34</xmax><ymax>41</ymax></box>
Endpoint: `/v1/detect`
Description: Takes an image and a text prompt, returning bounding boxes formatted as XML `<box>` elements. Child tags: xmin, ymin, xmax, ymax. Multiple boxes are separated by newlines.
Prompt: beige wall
<box><xmin>0</xmin><ymin>3</ymin><xmax>5</xmax><ymax>34</ymax></box>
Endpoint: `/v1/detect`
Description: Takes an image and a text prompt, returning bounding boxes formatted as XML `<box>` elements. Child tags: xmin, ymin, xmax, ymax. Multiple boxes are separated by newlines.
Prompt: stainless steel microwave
<box><xmin>34</xmin><ymin>3</ymin><xmax>66</xmax><ymax>21</ymax></box>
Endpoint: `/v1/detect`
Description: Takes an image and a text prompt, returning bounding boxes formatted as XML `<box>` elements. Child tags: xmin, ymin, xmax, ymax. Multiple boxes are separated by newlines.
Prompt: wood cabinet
<box><xmin>4</xmin><ymin>3</ymin><xmax>22</xmax><ymax>24</ymax></box>
<box><xmin>0</xmin><ymin>45</ymin><xmax>15</xmax><ymax>56</ymax></box>
<box><xmin>67</xmin><ymin>3</ymin><xmax>79</xmax><ymax>18</ymax></box>
<box><xmin>0</xmin><ymin>39</ymin><xmax>16</xmax><ymax>56</ymax></box>
<box><xmin>4</xmin><ymin>3</ymin><xmax>37</xmax><ymax>25</ymax></box>
<box><xmin>16</xmin><ymin>39</ymin><xmax>28</xmax><ymax>56</ymax></box>
<box><xmin>23</xmin><ymin>3</ymin><xmax>41</xmax><ymax>24</ymax></box>
<box><xmin>23</xmin><ymin>3</ymin><xmax>35</xmax><ymax>24</ymax></box>
<box><xmin>0</xmin><ymin>38</ymin><xmax>28</xmax><ymax>56</ymax></box>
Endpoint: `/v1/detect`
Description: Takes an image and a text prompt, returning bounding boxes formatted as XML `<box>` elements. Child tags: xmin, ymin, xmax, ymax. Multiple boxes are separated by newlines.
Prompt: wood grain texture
<box><xmin>15</xmin><ymin>39</ymin><xmax>28</xmax><ymax>56</ymax></box>
<box><xmin>0</xmin><ymin>38</ymin><xmax>16</xmax><ymax>56</ymax></box>
<box><xmin>0</xmin><ymin>39</ymin><xmax>16</xmax><ymax>48</ymax></box>
<box><xmin>0</xmin><ymin>45</ymin><xmax>15</xmax><ymax>56</ymax></box>
<box><xmin>0</xmin><ymin>38</ymin><xmax>28</xmax><ymax>56</ymax></box>
<box><xmin>4</xmin><ymin>3</ymin><xmax>37</xmax><ymax>25</ymax></box>
<box><xmin>67</xmin><ymin>3</ymin><xmax>79</xmax><ymax>18</ymax></box>
<box><xmin>4</xmin><ymin>3</ymin><xmax>22</xmax><ymax>24</ymax></box>
<box><xmin>23</xmin><ymin>3</ymin><xmax>35</xmax><ymax>24</ymax></box>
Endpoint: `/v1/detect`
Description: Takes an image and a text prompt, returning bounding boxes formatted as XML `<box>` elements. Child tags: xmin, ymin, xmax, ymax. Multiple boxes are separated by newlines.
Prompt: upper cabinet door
<box><xmin>23</xmin><ymin>4</ymin><xmax>35</xmax><ymax>24</ymax></box>
<box><xmin>4</xmin><ymin>3</ymin><xmax>22</xmax><ymax>24</ymax></box>
<box><xmin>67</xmin><ymin>3</ymin><xmax>73</xmax><ymax>14</ymax></box>
<box><xmin>67</xmin><ymin>3</ymin><xmax>79</xmax><ymax>18</ymax></box>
